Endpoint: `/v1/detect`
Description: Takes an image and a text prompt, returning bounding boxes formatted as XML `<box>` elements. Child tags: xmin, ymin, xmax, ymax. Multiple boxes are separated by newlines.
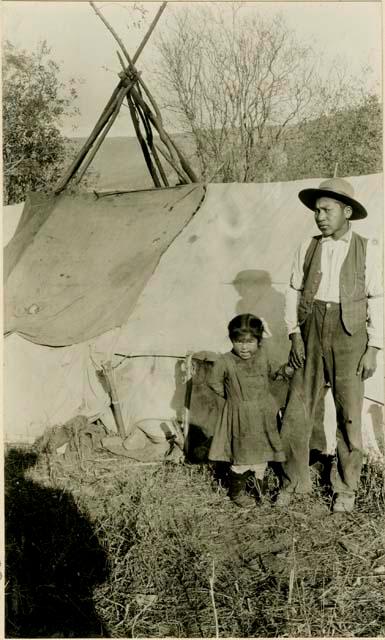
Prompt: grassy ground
<box><xmin>4</xmin><ymin>446</ymin><xmax>385</xmax><ymax>638</ymax></box>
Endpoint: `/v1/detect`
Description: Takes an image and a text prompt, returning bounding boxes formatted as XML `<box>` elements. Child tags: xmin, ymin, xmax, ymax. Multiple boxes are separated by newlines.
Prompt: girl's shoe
<box><xmin>229</xmin><ymin>471</ymin><xmax>256</xmax><ymax>508</ymax></box>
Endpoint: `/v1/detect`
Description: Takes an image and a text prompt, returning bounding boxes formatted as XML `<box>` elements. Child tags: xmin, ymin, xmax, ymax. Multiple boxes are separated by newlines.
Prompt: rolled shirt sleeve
<box><xmin>365</xmin><ymin>239</ymin><xmax>383</xmax><ymax>349</ymax></box>
<box><xmin>284</xmin><ymin>239</ymin><xmax>311</xmax><ymax>336</ymax></box>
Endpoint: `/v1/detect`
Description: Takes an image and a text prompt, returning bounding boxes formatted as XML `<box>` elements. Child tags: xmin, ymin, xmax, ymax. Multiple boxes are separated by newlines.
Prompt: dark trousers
<box><xmin>281</xmin><ymin>300</ymin><xmax>367</xmax><ymax>495</ymax></box>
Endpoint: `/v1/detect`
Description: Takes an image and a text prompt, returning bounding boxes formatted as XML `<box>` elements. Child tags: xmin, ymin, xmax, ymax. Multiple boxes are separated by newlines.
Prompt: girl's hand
<box><xmin>288</xmin><ymin>333</ymin><xmax>306</xmax><ymax>369</ymax></box>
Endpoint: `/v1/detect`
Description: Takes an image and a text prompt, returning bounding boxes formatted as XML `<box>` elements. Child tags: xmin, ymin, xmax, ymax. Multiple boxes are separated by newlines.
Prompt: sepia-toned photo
<box><xmin>3</xmin><ymin>1</ymin><xmax>384</xmax><ymax>637</ymax></box>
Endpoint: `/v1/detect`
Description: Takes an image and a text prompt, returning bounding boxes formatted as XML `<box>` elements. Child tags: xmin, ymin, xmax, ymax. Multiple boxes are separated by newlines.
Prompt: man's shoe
<box><xmin>231</xmin><ymin>493</ymin><xmax>256</xmax><ymax>508</ymax></box>
<box><xmin>332</xmin><ymin>493</ymin><xmax>355</xmax><ymax>513</ymax></box>
<box><xmin>274</xmin><ymin>491</ymin><xmax>293</xmax><ymax>507</ymax></box>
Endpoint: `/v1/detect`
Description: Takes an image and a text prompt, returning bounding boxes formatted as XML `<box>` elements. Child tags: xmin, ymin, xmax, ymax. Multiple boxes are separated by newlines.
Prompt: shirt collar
<box><xmin>320</xmin><ymin>222</ymin><xmax>352</xmax><ymax>244</ymax></box>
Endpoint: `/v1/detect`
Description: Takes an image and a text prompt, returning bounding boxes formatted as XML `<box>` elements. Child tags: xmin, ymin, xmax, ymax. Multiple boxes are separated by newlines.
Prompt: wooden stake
<box><xmin>101</xmin><ymin>361</ymin><xmax>126</xmax><ymax>439</ymax></box>
<box><xmin>182</xmin><ymin>354</ymin><xmax>193</xmax><ymax>445</ymax></box>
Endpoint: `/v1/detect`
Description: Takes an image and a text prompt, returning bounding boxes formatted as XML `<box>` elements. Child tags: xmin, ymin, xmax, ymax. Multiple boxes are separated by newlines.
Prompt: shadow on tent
<box><xmin>5</xmin><ymin>447</ymin><xmax>110</xmax><ymax>638</ymax></box>
<box><xmin>232</xmin><ymin>268</ymin><xmax>288</xmax><ymax>369</ymax></box>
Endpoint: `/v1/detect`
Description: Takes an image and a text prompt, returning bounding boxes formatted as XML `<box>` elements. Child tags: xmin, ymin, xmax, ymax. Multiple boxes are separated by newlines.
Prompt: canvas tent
<box><xmin>3</xmin><ymin>174</ymin><xmax>384</xmax><ymax>458</ymax></box>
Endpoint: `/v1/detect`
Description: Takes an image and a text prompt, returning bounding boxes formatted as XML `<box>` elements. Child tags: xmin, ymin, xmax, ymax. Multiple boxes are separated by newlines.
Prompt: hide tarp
<box><xmin>4</xmin><ymin>184</ymin><xmax>206</xmax><ymax>346</ymax></box>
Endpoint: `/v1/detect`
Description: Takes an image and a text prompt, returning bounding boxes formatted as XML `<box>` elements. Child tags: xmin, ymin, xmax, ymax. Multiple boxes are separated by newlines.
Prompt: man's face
<box><xmin>314</xmin><ymin>197</ymin><xmax>351</xmax><ymax>238</ymax></box>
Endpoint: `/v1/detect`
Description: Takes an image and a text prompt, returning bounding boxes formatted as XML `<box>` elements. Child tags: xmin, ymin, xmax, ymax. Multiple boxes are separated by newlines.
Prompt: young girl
<box><xmin>207</xmin><ymin>314</ymin><xmax>286</xmax><ymax>507</ymax></box>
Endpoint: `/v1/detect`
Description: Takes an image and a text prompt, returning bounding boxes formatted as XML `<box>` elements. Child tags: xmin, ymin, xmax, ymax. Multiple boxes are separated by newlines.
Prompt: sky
<box><xmin>2</xmin><ymin>1</ymin><xmax>383</xmax><ymax>137</ymax></box>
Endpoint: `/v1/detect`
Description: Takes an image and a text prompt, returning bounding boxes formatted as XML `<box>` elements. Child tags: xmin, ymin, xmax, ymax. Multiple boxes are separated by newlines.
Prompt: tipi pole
<box><xmin>148</xmin><ymin>142</ymin><xmax>170</xmax><ymax>186</ymax></box>
<box><xmin>116</xmin><ymin>52</ymin><xmax>168</xmax><ymax>187</ymax></box>
<box><xmin>95</xmin><ymin>2</ymin><xmax>185</xmax><ymax>182</ymax></box>
<box><xmin>155</xmin><ymin>143</ymin><xmax>189</xmax><ymax>184</ymax></box>
<box><xmin>55</xmin><ymin>2</ymin><xmax>169</xmax><ymax>193</ymax></box>
<box><xmin>132</xmin><ymin>2</ymin><xmax>168</xmax><ymax>64</ymax></box>
<box><xmin>92</xmin><ymin>2</ymin><xmax>198</xmax><ymax>183</ymax></box>
<box><xmin>90</xmin><ymin>1</ymin><xmax>167</xmax><ymax>69</ymax></box>
<box><xmin>74</xmin><ymin>77</ymin><xmax>140</xmax><ymax>185</ymax></box>
<box><xmin>127</xmin><ymin>85</ymin><xmax>198</xmax><ymax>182</ymax></box>
<box><xmin>55</xmin><ymin>0</ymin><xmax>198</xmax><ymax>193</ymax></box>
<box><xmin>132</xmin><ymin>92</ymin><xmax>170</xmax><ymax>186</ymax></box>
<box><xmin>127</xmin><ymin>94</ymin><xmax>162</xmax><ymax>188</ymax></box>
<box><xmin>54</xmin><ymin>85</ymin><xmax>125</xmax><ymax>193</ymax></box>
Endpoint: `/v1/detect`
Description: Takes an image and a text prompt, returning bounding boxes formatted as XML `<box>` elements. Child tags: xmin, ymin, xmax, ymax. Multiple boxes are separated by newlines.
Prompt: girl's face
<box><xmin>231</xmin><ymin>333</ymin><xmax>259</xmax><ymax>360</ymax></box>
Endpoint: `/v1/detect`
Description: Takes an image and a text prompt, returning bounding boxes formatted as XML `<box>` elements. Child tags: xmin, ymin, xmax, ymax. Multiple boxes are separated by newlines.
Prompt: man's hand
<box><xmin>357</xmin><ymin>346</ymin><xmax>379</xmax><ymax>380</ymax></box>
<box><xmin>288</xmin><ymin>333</ymin><xmax>306</xmax><ymax>369</ymax></box>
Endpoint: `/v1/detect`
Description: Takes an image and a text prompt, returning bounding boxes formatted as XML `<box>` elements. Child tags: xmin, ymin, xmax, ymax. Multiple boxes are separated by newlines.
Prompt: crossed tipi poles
<box><xmin>54</xmin><ymin>1</ymin><xmax>198</xmax><ymax>195</ymax></box>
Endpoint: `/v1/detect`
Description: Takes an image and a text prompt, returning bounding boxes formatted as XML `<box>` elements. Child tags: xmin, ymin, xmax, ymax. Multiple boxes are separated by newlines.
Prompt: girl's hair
<box><xmin>228</xmin><ymin>314</ymin><xmax>264</xmax><ymax>344</ymax></box>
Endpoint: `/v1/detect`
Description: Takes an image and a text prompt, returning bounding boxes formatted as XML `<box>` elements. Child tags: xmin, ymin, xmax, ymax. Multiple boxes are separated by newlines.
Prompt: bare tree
<box><xmin>152</xmin><ymin>3</ymin><xmax>380</xmax><ymax>182</ymax></box>
<box><xmin>153</xmin><ymin>4</ymin><xmax>318</xmax><ymax>182</ymax></box>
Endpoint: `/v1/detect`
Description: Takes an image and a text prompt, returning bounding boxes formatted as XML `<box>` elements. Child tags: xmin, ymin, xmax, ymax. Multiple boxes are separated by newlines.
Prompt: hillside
<box><xmin>68</xmin><ymin>100</ymin><xmax>382</xmax><ymax>189</ymax></box>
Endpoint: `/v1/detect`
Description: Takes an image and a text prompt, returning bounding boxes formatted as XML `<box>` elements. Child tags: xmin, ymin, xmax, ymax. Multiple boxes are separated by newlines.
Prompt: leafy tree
<box><xmin>284</xmin><ymin>94</ymin><xmax>382</xmax><ymax>180</ymax></box>
<box><xmin>3</xmin><ymin>40</ymin><xmax>79</xmax><ymax>205</ymax></box>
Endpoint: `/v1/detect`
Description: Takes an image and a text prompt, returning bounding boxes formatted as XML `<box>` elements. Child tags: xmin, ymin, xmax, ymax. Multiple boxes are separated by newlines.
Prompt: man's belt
<box><xmin>313</xmin><ymin>300</ymin><xmax>341</xmax><ymax>310</ymax></box>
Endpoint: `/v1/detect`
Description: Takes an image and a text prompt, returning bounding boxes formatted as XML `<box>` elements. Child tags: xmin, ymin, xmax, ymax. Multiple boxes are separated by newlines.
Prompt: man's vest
<box><xmin>297</xmin><ymin>231</ymin><xmax>368</xmax><ymax>335</ymax></box>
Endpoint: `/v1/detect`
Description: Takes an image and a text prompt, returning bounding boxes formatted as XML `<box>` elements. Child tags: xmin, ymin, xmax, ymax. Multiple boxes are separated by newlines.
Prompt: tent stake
<box><xmin>182</xmin><ymin>354</ymin><xmax>194</xmax><ymax>452</ymax></box>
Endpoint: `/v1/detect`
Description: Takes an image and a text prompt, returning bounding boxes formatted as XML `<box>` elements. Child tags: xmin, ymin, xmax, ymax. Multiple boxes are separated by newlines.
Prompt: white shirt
<box><xmin>285</xmin><ymin>225</ymin><xmax>383</xmax><ymax>349</ymax></box>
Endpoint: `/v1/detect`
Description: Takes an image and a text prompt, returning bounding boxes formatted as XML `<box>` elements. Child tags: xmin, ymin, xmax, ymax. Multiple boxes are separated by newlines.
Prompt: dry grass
<box><xmin>5</xmin><ymin>447</ymin><xmax>385</xmax><ymax>638</ymax></box>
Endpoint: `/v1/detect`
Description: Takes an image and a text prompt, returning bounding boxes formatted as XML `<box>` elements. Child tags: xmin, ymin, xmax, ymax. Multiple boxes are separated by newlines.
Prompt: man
<box><xmin>277</xmin><ymin>177</ymin><xmax>383</xmax><ymax>513</ymax></box>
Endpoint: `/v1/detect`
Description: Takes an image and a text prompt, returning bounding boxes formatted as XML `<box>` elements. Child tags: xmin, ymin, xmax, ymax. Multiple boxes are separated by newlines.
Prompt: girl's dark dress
<box><xmin>208</xmin><ymin>346</ymin><xmax>285</xmax><ymax>465</ymax></box>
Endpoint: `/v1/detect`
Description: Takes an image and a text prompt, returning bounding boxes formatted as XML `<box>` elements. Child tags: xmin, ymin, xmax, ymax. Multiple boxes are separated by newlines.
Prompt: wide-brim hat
<box><xmin>298</xmin><ymin>177</ymin><xmax>367</xmax><ymax>220</ymax></box>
